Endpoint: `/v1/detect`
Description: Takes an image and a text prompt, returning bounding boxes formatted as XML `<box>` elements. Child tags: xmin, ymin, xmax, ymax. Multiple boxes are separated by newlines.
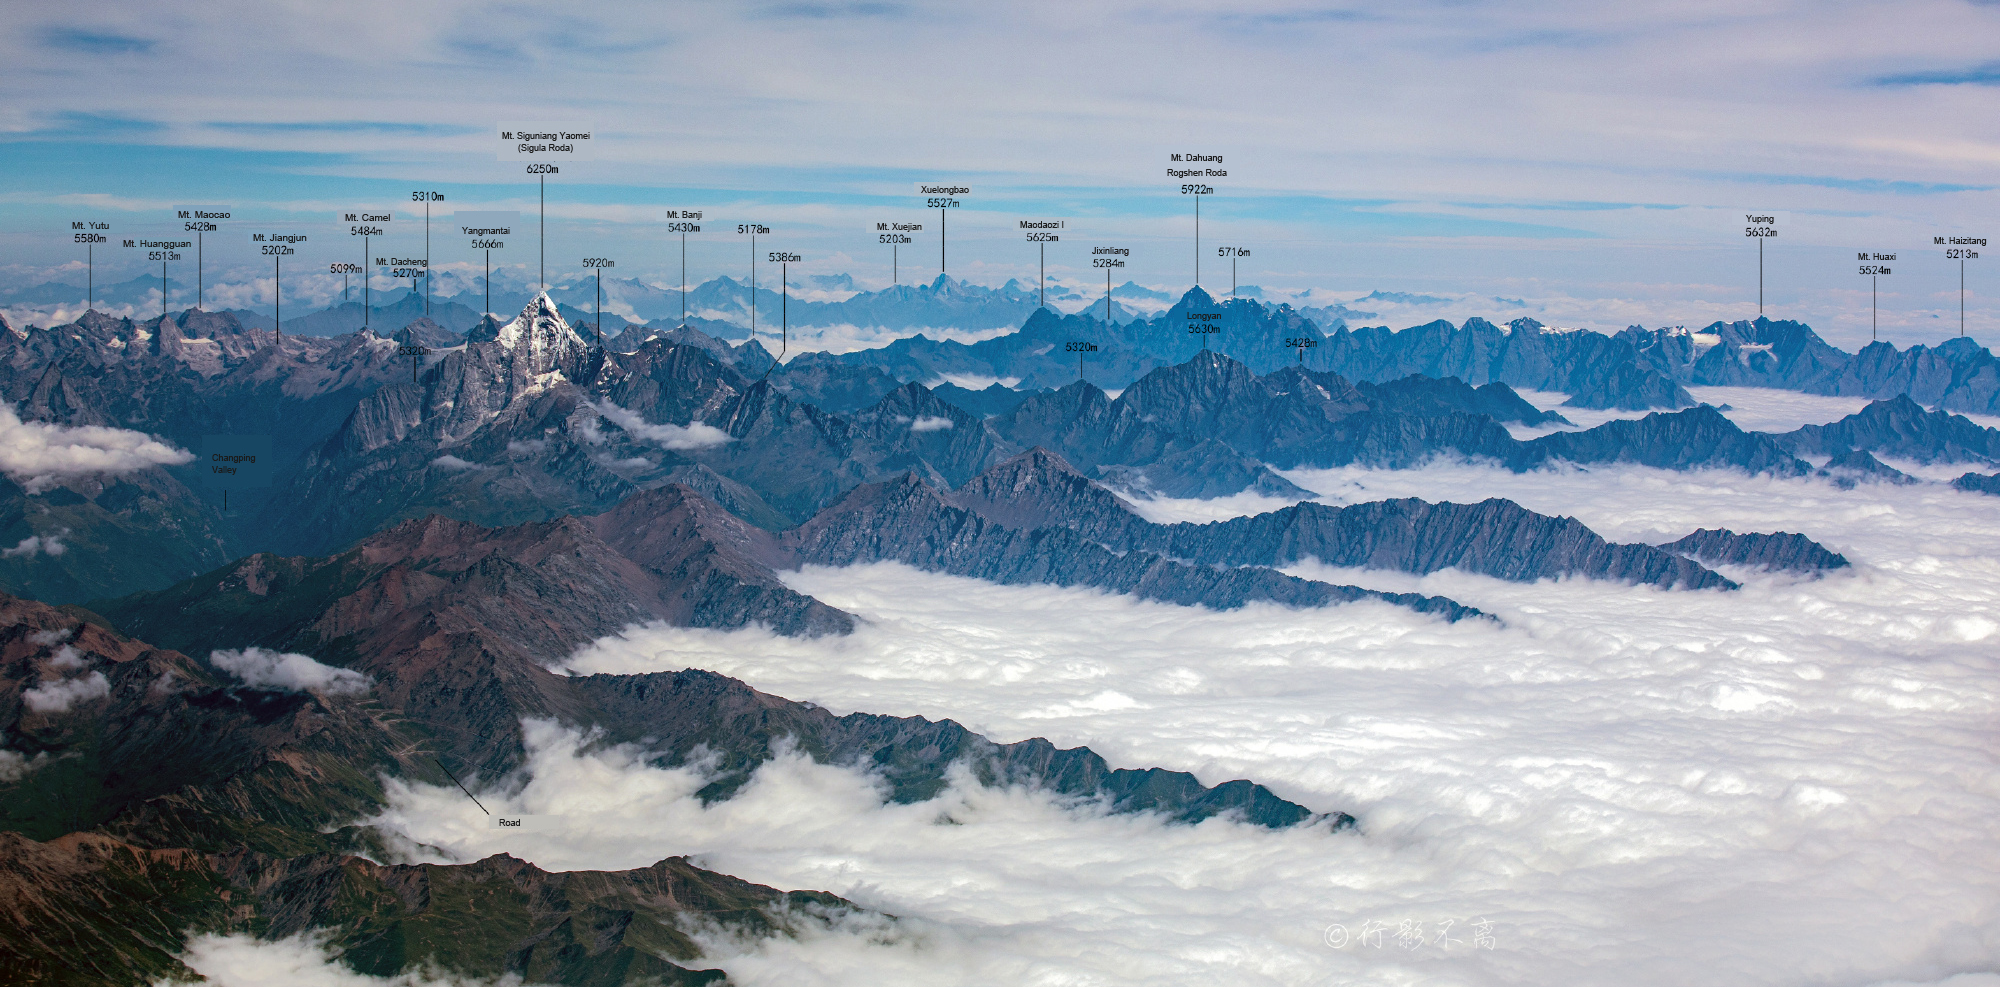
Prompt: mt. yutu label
<box><xmin>201</xmin><ymin>435</ymin><xmax>273</xmax><ymax>488</ymax></box>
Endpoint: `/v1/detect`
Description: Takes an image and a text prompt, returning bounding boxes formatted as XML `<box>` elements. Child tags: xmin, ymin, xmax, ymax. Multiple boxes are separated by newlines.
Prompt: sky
<box><xmin>4</xmin><ymin>1</ymin><xmax>1999</xmax><ymax>347</ymax></box>
<box><xmin>2</xmin><ymin>0</ymin><xmax>1998</xmax><ymax>345</ymax></box>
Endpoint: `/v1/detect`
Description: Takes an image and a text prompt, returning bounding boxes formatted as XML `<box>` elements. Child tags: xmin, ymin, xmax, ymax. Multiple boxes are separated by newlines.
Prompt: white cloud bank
<box><xmin>0</xmin><ymin>748</ymin><xmax>52</xmax><ymax>781</ymax></box>
<box><xmin>47</xmin><ymin>644</ymin><xmax>84</xmax><ymax>671</ymax></box>
<box><xmin>179</xmin><ymin>462</ymin><xmax>2000</xmax><ymax>985</ymax></box>
<box><xmin>209</xmin><ymin>647</ymin><xmax>372</xmax><ymax>695</ymax></box>
<box><xmin>587</xmin><ymin>401</ymin><xmax>731</xmax><ymax>450</ymax></box>
<box><xmin>535</xmin><ymin>462</ymin><xmax>2000</xmax><ymax>986</ymax></box>
<box><xmin>2</xmin><ymin>529</ymin><xmax>67</xmax><ymax>558</ymax></box>
<box><xmin>161</xmin><ymin>932</ymin><xmax>522</xmax><ymax>986</ymax></box>
<box><xmin>22</xmin><ymin>671</ymin><xmax>108</xmax><ymax>713</ymax></box>
<box><xmin>0</xmin><ymin>405</ymin><xmax>192</xmax><ymax>493</ymax></box>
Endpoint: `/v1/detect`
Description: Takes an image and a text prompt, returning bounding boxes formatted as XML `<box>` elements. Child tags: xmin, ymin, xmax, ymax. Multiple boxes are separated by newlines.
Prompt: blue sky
<box><xmin>2</xmin><ymin>0</ymin><xmax>1996</xmax><ymax>347</ymax></box>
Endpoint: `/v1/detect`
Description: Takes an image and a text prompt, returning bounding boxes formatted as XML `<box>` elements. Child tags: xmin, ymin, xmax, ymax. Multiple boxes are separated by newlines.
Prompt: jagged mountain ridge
<box><xmin>0</xmin><ymin>831</ymin><xmax>839</xmax><ymax>986</ymax></box>
<box><xmin>776</xmin><ymin>287</ymin><xmax>2000</xmax><ymax>417</ymax></box>
<box><xmin>89</xmin><ymin>445</ymin><xmax>1740</xmax><ymax>809</ymax></box>
<box><xmin>1291</xmin><ymin>315</ymin><xmax>1697</xmax><ymax>411</ymax></box>
<box><xmin>1817</xmin><ymin>449</ymin><xmax>1919</xmax><ymax>487</ymax></box>
<box><xmin>782</xmin><ymin>472</ymin><xmax>1485</xmax><ymax>619</ymax></box>
<box><xmin>1656</xmin><ymin>529</ymin><xmax>1851</xmax><ymax>573</ymax></box>
<box><xmin>1</xmin><ymin>484</ymin><xmax>1332</xmax><ymax>982</ymax></box>
<box><xmin>0</xmin><ymin>307</ymin><xmax>411</xmax><ymax>601</ymax></box>
<box><xmin>1620</xmin><ymin>318</ymin><xmax>1850</xmax><ymax>391</ymax></box>
<box><xmin>786</xmin><ymin>304</ymin><xmax>1170</xmax><ymax>392</ymax></box>
<box><xmin>994</xmin><ymin>353</ymin><xmax>1814</xmax><ymax>486</ymax></box>
<box><xmin>1621</xmin><ymin>319</ymin><xmax>2000</xmax><ymax>415</ymax></box>
<box><xmin>87</xmin><ymin>490</ymin><xmax>1322</xmax><ymax>828</ymax></box>
<box><xmin>267</xmin><ymin>299</ymin><xmax>1756</xmax><ymax>556</ymax></box>
<box><xmin>801</xmin><ymin>291</ymin><xmax>1699</xmax><ymax>408</ymax></box>
<box><xmin>444</xmin><ymin>272</ymin><xmax>1083</xmax><ymax>338</ymax></box>
<box><xmin>4</xmin><ymin>298</ymin><xmax>1838</xmax><ymax>578</ymax></box>
<box><xmin>3</xmin><ymin>297</ymin><xmax>1990</xmax><ymax>612</ymax></box>
<box><xmin>0</xmin><ymin>581</ymin><xmax>857</xmax><ymax>984</ymax></box>
<box><xmin>1777</xmin><ymin>393</ymin><xmax>2000</xmax><ymax>465</ymax></box>
<box><xmin>23</xmin><ymin>271</ymin><xmax>2000</xmax><ymax>416</ymax></box>
<box><xmin>1952</xmin><ymin>470</ymin><xmax>2000</xmax><ymax>495</ymax></box>
<box><xmin>0</xmin><ymin>308</ymin><xmax>409</xmax><ymax>463</ymax></box>
<box><xmin>942</xmin><ymin>449</ymin><xmax>1735</xmax><ymax>591</ymax></box>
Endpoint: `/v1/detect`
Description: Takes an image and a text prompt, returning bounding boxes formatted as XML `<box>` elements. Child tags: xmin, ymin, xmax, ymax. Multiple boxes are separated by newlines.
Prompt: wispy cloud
<box><xmin>32</xmin><ymin>111</ymin><xmax>164</xmax><ymax>136</ymax></box>
<box><xmin>755</xmin><ymin>2</ymin><xmax>909</xmax><ymax>19</ymax></box>
<box><xmin>205</xmin><ymin>121</ymin><xmax>482</xmax><ymax>136</ymax></box>
<box><xmin>39</xmin><ymin>28</ymin><xmax>154</xmax><ymax>55</ymax></box>
<box><xmin>1703</xmin><ymin>171</ymin><xmax>1995</xmax><ymax>195</ymax></box>
<box><xmin>1873</xmin><ymin>61</ymin><xmax>2000</xmax><ymax>86</ymax></box>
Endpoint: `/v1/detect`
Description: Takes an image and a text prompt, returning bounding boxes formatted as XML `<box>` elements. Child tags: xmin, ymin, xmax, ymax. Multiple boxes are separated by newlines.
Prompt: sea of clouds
<box><xmin>1502</xmin><ymin>386</ymin><xmax>1882</xmax><ymax>441</ymax></box>
<box><xmin>165</xmin><ymin>390</ymin><xmax>2000</xmax><ymax>986</ymax></box>
<box><xmin>751</xmin><ymin>320</ymin><xmax>1021</xmax><ymax>360</ymax></box>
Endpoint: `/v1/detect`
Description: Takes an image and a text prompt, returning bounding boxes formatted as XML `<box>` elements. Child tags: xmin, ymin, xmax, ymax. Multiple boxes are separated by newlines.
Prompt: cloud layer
<box><xmin>532</xmin><ymin>460</ymin><xmax>2000</xmax><ymax>985</ymax></box>
<box><xmin>164</xmin><ymin>932</ymin><xmax>517</xmax><ymax>986</ymax></box>
<box><xmin>146</xmin><ymin>382</ymin><xmax>2000</xmax><ymax>984</ymax></box>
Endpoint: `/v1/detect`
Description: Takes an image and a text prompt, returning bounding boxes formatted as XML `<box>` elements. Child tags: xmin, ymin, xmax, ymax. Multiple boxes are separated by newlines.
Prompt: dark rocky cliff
<box><xmin>0</xmin><ymin>830</ymin><xmax>838</xmax><ymax>986</ymax></box>
<box><xmin>942</xmin><ymin>450</ymin><xmax>1734</xmax><ymax>590</ymax></box>
<box><xmin>1779</xmin><ymin>394</ymin><xmax>2000</xmax><ymax>465</ymax></box>
<box><xmin>783</xmin><ymin>473</ymin><xmax>1483</xmax><ymax>621</ymax></box>
<box><xmin>1135</xmin><ymin>499</ymin><xmax>1734</xmax><ymax>590</ymax></box>
<box><xmin>1524</xmin><ymin>406</ymin><xmax>1810</xmax><ymax>474</ymax></box>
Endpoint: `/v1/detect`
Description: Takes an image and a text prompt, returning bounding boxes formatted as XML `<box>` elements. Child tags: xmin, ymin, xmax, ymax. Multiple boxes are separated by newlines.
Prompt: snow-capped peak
<box><xmin>494</xmin><ymin>292</ymin><xmax>585</xmax><ymax>356</ymax></box>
